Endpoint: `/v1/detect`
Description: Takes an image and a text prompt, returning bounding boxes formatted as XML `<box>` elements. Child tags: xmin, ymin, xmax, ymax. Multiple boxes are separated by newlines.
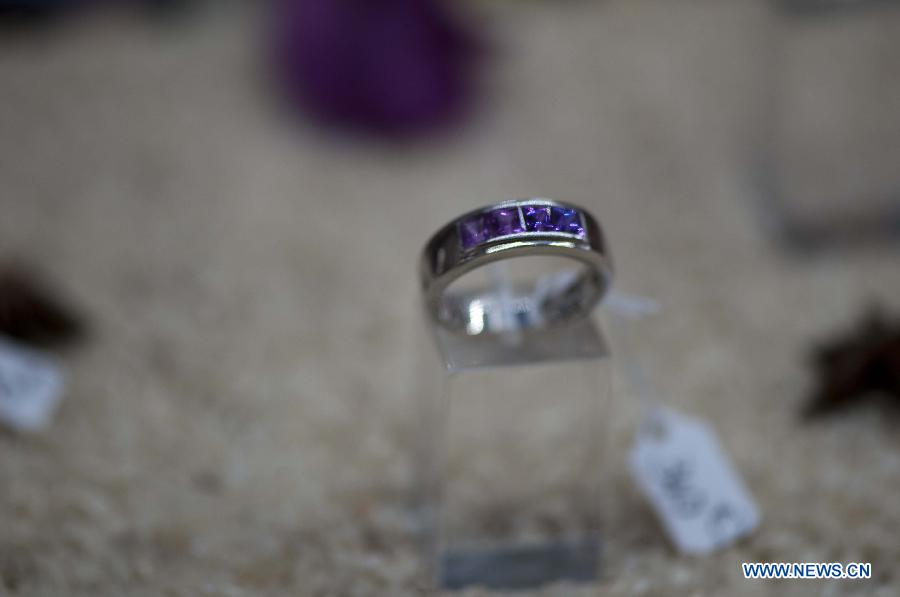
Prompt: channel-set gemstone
<box><xmin>460</xmin><ymin>204</ymin><xmax>585</xmax><ymax>250</ymax></box>
<box><xmin>459</xmin><ymin>213</ymin><xmax>487</xmax><ymax>249</ymax></box>
<box><xmin>551</xmin><ymin>207</ymin><xmax>584</xmax><ymax>236</ymax></box>
<box><xmin>523</xmin><ymin>205</ymin><xmax>585</xmax><ymax>237</ymax></box>
<box><xmin>460</xmin><ymin>208</ymin><xmax>523</xmax><ymax>249</ymax></box>
<box><xmin>484</xmin><ymin>208</ymin><xmax>523</xmax><ymax>237</ymax></box>
<box><xmin>523</xmin><ymin>205</ymin><xmax>552</xmax><ymax>231</ymax></box>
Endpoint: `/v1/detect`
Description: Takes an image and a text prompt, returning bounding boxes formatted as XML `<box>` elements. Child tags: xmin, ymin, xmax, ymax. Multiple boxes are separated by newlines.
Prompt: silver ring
<box><xmin>420</xmin><ymin>198</ymin><xmax>613</xmax><ymax>335</ymax></box>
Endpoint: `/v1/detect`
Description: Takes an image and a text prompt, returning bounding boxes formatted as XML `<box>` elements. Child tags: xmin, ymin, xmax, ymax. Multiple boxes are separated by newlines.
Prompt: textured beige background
<box><xmin>1</xmin><ymin>1</ymin><xmax>899</xmax><ymax>595</ymax></box>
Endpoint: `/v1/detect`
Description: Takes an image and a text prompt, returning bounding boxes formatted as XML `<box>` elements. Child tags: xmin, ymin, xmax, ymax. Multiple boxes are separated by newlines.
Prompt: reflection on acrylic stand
<box><xmin>415</xmin><ymin>263</ymin><xmax>612</xmax><ymax>591</ymax></box>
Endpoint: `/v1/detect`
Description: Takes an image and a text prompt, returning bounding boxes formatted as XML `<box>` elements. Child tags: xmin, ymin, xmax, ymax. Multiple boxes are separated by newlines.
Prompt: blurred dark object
<box><xmin>0</xmin><ymin>0</ymin><xmax>195</xmax><ymax>27</ymax></box>
<box><xmin>755</xmin><ymin>0</ymin><xmax>900</xmax><ymax>253</ymax></box>
<box><xmin>0</xmin><ymin>265</ymin><xmax>85</xmax><ymax>349</ymax></box>
<box><xmin>274</xmin><ymin>0</ymin><xmax>481</xmax><ymax>136</ymax></box>
<box><xmin>805</xmin><ymin>307</ymin><xmax>900</xmax><ymax>417</ymax></box>
<box><xmin>0</xmin><ymin>0</ymin><xmax>81</xmax><ymax>24</ymax></box>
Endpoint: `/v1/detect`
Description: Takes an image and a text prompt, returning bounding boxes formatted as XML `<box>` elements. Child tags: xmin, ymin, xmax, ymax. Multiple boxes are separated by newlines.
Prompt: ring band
<box><xmin>420</xmin><ymin>198</ymin><xmax>613</xmax><ymax>335</ymax></box>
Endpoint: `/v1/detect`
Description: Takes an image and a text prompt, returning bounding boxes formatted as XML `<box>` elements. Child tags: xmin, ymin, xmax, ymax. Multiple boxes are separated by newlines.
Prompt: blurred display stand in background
<box><xmin>756</xmin><ymin>0</ymin><xmax>900</xmax><ymax>251</ymax></box>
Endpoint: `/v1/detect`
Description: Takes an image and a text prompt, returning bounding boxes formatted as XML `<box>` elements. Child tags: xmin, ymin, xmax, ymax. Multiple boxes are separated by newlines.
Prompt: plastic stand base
<box><xmin>441</xmin><ymin>537</ymin><xmax>601</xmax><ymax>591</ymax></box>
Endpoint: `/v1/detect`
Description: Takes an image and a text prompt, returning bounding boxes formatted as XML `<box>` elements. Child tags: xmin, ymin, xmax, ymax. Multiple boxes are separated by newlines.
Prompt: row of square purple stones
<box><xmin>459</xmin><ymin>204</ymin><xmax>585</xmax><ymax>249</ymax></box>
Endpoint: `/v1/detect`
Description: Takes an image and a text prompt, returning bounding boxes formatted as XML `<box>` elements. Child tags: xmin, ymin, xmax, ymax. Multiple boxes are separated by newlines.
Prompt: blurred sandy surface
<box><xmin>1</xmin><ymin>1</ymin><xmax>899</xmax><ymax>595</ymax></box>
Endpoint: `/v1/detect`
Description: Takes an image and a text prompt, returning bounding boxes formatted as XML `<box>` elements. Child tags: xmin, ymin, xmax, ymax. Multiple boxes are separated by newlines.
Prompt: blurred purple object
<box><xmin>274</xmin><ymin>0</ymin><xmax>480</xmax><ymax>136</ymax></box>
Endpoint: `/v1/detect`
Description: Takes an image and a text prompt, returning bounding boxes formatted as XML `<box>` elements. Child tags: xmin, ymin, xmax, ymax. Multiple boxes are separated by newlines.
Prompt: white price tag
<box><xmin>629</xmin><ymin>407</ymin><xmax>760</xmax><ymax>555</ymax></box>
<box><xmin>0</xmin><ymin>338</ymin><xmax>65</xmax><ymax>432</ymax></box>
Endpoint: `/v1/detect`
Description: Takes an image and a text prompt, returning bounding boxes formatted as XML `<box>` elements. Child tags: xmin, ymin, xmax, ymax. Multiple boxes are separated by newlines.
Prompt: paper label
<box><xmin>0</xmin><ymin>338</ymin><xmax>65</xmax><ymax>432</ymax></box>
<box><xmin>629</xmin><ymin>407</ymin><xmax>760</xmax><ymax>554</ymax></box>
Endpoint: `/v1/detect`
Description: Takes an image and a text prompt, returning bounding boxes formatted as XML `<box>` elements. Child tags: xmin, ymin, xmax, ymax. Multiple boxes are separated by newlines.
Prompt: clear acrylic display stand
<box><xmin>414</xmin><ymin>265</ymin><xmax>612</xmax><ymax>591</ymax></box>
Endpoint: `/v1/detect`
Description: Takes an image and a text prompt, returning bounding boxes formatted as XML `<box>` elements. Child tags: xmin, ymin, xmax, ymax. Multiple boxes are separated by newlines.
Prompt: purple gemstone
<box><xmin>459</xmin><ymin>214</ymin><xmax>487</xmax><ymax>248</ymax></box>
<box><xmin>484</xmin><ymin>208</ymin><xmax>523</xmax><ymax>238</ymax></box>
<box><xmin>522</xmin><ymin>205</ymin><xmax>553</xmax><ymax>231</ymax></box>
<box><xmin>550</xmin><ymin>206</ymin><xmax>584</xmax><ymax>236</ymax></box>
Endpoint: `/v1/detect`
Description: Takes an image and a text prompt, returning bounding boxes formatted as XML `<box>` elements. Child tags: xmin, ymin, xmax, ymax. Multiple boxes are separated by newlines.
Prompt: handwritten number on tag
<box><xmin>656</xmin><ymin>459</ymin><xmax>707</xmax><ymax>518</ymax></box>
